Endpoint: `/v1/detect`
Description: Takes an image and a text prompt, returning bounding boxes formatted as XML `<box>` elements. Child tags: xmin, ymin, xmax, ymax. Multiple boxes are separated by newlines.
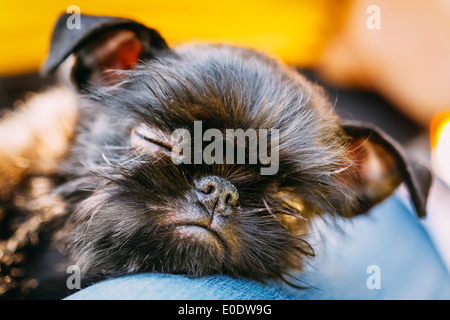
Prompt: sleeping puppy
<box><xmin>1</xmin><ymin>13</ymin><xmax>432</xmax><ymax>293</ymax></box>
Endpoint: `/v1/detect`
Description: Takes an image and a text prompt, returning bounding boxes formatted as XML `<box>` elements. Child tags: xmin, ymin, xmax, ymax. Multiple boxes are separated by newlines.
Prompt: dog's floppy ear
<box><xmin>335</xmin><ymin>120</ymin><xmax>432</xmax><ymax>218</ymax></box>
<box><xmin>42</xmin><ymin>13</ymin><xmax>169</xmax><ymax>88</ymax></box>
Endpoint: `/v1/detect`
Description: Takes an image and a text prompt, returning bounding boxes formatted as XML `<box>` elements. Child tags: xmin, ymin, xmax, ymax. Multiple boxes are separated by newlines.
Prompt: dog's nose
<box><xmin>195</xmin><ymin>176</ymin><xmax>239</xmax><ymax>216</ymax></box>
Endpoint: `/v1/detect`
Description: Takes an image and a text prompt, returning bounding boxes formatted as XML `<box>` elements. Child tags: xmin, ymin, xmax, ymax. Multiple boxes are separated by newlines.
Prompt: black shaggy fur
<box><xmin>58</xmin><ymin>44</ymin><xmax>358</xmax><ymax>283</ymax></box>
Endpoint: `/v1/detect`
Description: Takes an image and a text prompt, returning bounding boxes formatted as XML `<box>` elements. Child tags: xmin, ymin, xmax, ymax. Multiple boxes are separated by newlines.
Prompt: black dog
<box><xmin>38</xmin><ymin>14</ymin><xmax>431</xmax><ymax>286</ymax></box>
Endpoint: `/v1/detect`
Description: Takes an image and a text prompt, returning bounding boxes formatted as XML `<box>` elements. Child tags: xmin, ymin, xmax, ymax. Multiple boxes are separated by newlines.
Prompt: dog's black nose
<box><xmin>195</xmin><ymin>176</ymin><xmax>239</xmax><ymax>216</ymax></box>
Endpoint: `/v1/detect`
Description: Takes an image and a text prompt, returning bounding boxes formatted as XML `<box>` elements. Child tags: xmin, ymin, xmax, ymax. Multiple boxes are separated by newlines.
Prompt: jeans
<box><xmin>66</xmin><ymin>194</ymin><xmax>450</xmax><ymax>300</ymax></box>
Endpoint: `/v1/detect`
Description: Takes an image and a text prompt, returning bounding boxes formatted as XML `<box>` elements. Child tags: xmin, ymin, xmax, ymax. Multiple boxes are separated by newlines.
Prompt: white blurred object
<box><xmin>432</xmin><ymin>120</ymin><xmax>450</xmax><ymax>188</ymax></box>
<box><xmin>426</xmin><ymin>115</ymin><xmax>450</xmax><ymax>274</ymax></box>
<box><xmin>400</xmin><ymin>116</ymin><xmax>450</xmax><ymax>274</ymax></box>
<box><xmin>397</xmin><ymin>179</ymin><xmax>450</xmax><ymax>274</ymax></box>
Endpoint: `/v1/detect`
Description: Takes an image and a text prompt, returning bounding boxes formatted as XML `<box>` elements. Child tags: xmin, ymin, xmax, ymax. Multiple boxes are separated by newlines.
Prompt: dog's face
<box><xmin>44</xmin><ymin>14</ymin><xmax>431</xmax><ymax>282</ymax></box>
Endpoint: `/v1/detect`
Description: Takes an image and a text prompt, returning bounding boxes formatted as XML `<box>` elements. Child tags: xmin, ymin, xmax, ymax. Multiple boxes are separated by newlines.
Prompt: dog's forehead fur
<box><xmin>84</xmin><ymin>43</ymin><xmax>350</xmax><ymax>181</ymax></box>
<box><xmin>123</xmin><ymin>43</ymin><xmax>331</xmax><ymax>128</ymax></box>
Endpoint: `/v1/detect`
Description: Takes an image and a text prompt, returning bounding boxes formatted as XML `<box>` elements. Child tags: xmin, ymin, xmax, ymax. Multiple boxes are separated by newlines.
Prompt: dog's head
<box><xmin>44</xmin><ymin>14</ymin><xmax>432</xmax><ymax>282</ymax></box>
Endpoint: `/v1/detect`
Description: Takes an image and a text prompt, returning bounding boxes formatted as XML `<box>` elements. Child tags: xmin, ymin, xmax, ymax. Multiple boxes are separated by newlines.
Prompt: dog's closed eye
<box><xmin>131</xmin><ymin>123</ymin><xmax>172</xmax><ymax>155</ymax></box>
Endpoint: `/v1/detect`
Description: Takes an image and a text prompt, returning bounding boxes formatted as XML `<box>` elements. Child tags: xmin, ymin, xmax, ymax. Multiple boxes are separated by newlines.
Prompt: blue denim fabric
<box><xmin>66</xmin><ymin>195</ymin><xmax>450</xmax><ymax>300</ymax></box>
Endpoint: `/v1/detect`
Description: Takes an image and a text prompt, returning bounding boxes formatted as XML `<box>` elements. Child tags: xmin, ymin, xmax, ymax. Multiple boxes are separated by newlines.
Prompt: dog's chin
<box><xmin>173</xmin><ymin>223</ymin><xmax>228</xmax><ymax>256</ymax></box>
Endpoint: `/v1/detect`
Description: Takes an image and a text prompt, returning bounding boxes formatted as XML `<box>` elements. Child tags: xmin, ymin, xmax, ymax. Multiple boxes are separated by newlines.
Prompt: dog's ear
<box><xmin>333</xmin><ymin>120</ymin><xmax>432</xmax><ymax>218</ymax></box>
<box><xmin>42</xmin><ymin>13</ymin><xmax>169</xmax><ymax>88</ymax></box>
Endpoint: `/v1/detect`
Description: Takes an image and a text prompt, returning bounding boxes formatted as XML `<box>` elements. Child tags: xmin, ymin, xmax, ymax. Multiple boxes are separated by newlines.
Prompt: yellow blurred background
<box><xmin>2</xmin><ymin>0</ymin><xmax>450</xmax><ymax>129</ymax></box>
<box><xmin>0</xmin><ymin>0</ymin><xmax>351</xmax><ymax>76</ymax></box>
